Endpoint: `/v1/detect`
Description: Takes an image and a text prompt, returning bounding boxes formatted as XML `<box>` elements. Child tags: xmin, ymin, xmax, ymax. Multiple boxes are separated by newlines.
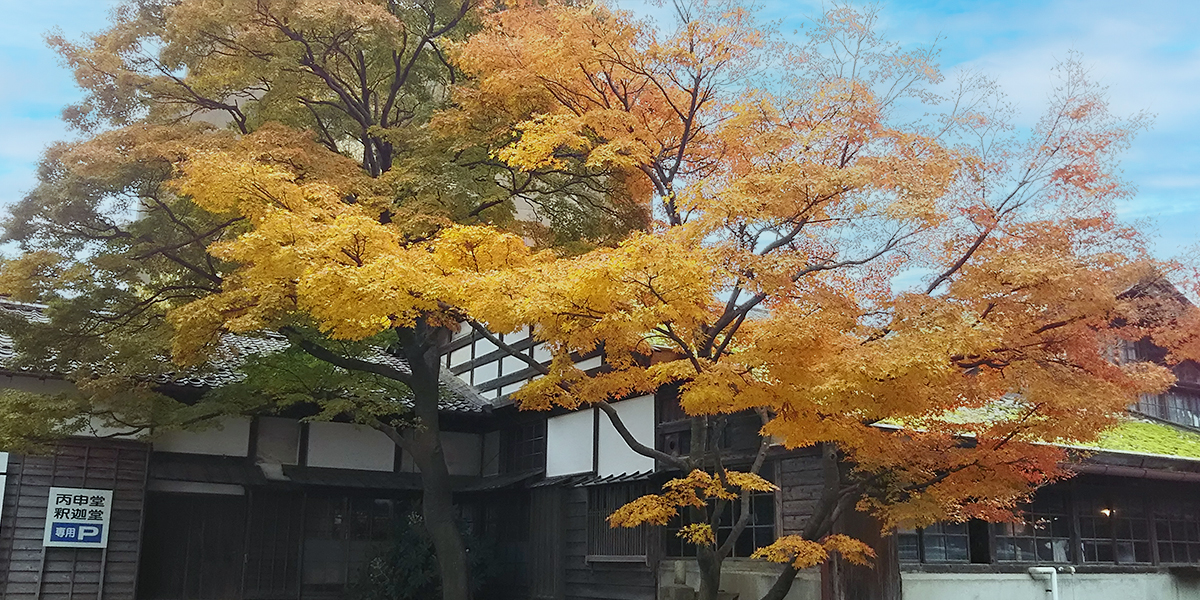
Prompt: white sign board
<box><xmin>43</xmin><ymin>487</ymin><xmax>112</xmax><ymax>548</ymax></box>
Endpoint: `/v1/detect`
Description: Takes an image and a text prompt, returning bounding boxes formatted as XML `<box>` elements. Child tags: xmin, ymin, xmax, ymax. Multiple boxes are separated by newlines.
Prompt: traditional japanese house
<box><xmin>6</xmin><ymin>297</ymin><xmax>1200</xmax><ymax>600</ymax></box>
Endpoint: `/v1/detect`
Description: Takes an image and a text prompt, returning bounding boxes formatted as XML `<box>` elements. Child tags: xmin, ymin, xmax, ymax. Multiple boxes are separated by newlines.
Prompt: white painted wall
<box><xmin>442</xmin><ymin>432</ymin><xmax>482</xmax><ymax>476</ymax></box>
<box><xmin>547</xmin><ymin>409</ymin><xmax>595</xmax><ymax>477</ymax></box>
<box><xmin>305</xmin><ymin>422</ymin><xmax>395</xmax><ymax>472</ymax></box>
<box><xmin>902</xmin><ymin>572</ymin><xmax>1200</xmax><ymax>600</ymax></box>
<box><xmin>256</xmin><ymin>417</ymin><xmax>300</xmax><ymax>464</ymax></box>
<box><xmin>597</xmin><ymin>395</ymin><xmax>655</xmax><ymax>477</ymax></box>
<box><xmin>659</xmin><ymin>559</ymin><xmax>820</xmax><ymax>600</ymax></box>
<box><xmin>148</xmin><ymin>480</ymin><xmax>245</xmax><ymax>495</ymax></box>
<box><xmin>153</xmin><ymin>417</ymin><xmax>251</xmax><ymax>456</ymax></box>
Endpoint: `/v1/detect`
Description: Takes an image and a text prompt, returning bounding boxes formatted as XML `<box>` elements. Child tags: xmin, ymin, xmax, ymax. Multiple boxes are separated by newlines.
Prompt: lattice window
<box><xmin>1156</xmin><ymin>499</ymin><xmax>1200</xmax><ymax>564</ymax></box>
<box><xmin>994</xmin><ymin>493</ymin><xmax>1072</xmax><ymax>563</ymax></box>
<box><xmin>664</xmin><ymin>465</ymin><xmax>777</xmax><ymax>558</ymax></box>
<box><xmin>501</xmin><ymin>419</ymin><xmax>547</xmax><ymax>473</ymax></box>
<box><xmin>1077</xmin><ymin>494</ymin><xmax>1151</xmax><ymax>564</ymax></box>
<box><xmin>587</xmin><ymin>482</ymin><xmax>651</xmax><ymax>557</ymax></box>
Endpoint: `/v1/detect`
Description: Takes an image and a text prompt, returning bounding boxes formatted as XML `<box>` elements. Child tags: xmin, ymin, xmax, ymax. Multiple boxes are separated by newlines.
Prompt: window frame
<box><xmin>585</xmin><ymin>481</ymin><xmax>653</xmax><ymax>563</ymax></box>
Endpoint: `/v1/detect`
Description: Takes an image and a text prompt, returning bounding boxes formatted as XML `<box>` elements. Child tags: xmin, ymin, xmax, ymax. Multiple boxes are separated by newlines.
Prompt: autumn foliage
<box><xmin>3</xmin><ymin>1</ymin><xmax>1198</xmax><ymax>599</ymax></box>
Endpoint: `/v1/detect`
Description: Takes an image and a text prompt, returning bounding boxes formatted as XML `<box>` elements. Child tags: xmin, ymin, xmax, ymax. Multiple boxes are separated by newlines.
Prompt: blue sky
<box><xmin>1</xmin><ymin>0</ymin><xmax>1197</xmax><ymax>259</ymax></box>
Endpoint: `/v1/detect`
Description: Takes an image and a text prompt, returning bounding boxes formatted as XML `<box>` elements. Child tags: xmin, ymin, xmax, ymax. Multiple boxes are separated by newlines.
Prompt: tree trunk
<box><xmin>696</xmin><ymin>545</ymin><xmax>723</xmax><ymax>600</ymax></box>
<box><xmin>399</xmin><ymin>322</ymin><xmax>473</xmax><ymax>600</ymax></box>
<box><xmin>406</xmin><ymin>405</ymin><xmax>472</xmax><ymax>600</ymax></box>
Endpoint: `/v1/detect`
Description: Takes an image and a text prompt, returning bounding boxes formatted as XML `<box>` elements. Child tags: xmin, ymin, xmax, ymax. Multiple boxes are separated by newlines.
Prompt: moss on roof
<box><xmin>1089</xmin><ymin>419</ymin><xmax>1200</xmax><ymax>459</ymax></box>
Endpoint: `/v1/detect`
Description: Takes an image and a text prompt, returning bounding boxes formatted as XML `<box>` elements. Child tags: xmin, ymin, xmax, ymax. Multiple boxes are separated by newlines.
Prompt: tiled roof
<box><xmin>0</xmin><ymin>299</ymin><xmax>489</xmax><ymax>413</ymax></box>
<box><xmin>531</xmin><ymin>470</ymin><xmax>658</xmax><ymax>488</ymax></box>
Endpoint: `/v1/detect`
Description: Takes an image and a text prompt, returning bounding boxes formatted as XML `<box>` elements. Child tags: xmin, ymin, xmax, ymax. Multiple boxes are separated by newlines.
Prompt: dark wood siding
<box><xmin>528</xmin><ymin>487</ymin><xmax>564</xmax><ymax>600</ymax></box>
<box><xmin>0</xmin><ymin>439</ymin><xmax>150</xmax><ymax>600</ymax></box>
<box><xmin>138</xmin><ymin>493</ymin><xmax>247</xmax><ymax>600</ymax></box>
<box><xmin>562</xmin><ymin>487</ymin><xmax>654</xmax><ymax>600</ymax></box>
<box><xmin>778</xmin><ymin>451</ymin><xmax>825</xmax><ymax>535</ymax></box>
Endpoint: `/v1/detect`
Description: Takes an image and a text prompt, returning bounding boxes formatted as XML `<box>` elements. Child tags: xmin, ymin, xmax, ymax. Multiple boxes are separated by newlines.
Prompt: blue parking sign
<box><xmin>48</xmin><ymin>523</ymin><xmax>104</xmax><ymax>544</ymax></box>
<box><xmin>44</xmin><ymin>487</ymin><xmax>112</xmax><ymax>548</ymax></box>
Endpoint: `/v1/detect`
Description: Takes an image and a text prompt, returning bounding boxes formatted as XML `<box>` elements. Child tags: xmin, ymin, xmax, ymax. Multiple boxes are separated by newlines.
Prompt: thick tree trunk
<box><xmin>696</xmin><ymin>546</ymin><xmax>723</xmax><ymax>600</ymax></box>
<box><xmin>406</xmin><ymin>407</ymin><xmax>472</xmax><ymax>600</ymax></box>
<box><xmin>399</xmin><ymin>321</ymin><xmax>473</xmax><ymax>600</ymax></box>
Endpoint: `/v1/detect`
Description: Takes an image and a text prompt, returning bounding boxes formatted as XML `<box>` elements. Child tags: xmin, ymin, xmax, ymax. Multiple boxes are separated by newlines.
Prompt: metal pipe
<box><xmin>1029</xmin><ymin>566</ymin><xmax>1073</xmax><ymax>600</ymax></box>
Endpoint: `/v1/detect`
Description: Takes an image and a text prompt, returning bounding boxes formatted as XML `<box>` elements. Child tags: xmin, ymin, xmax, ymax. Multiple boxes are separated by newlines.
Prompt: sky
<box><xmin>0</xmin><ymin>0</ymin><xmax>1197</xmax><ymax>259</ymax></box>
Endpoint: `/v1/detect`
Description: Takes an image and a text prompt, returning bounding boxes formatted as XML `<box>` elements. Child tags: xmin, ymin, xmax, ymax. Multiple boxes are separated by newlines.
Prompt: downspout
<box><xmin>1029</xmin><ymin>566</ymin><xmax>1074</xmax><ymax>600</ymax></box>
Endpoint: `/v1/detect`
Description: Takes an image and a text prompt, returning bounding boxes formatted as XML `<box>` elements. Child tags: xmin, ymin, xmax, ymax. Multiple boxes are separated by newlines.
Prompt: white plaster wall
<box><xmin>902</xmin><ymin>572</ymin><xmax>1200</xmax><ymax>600</ymax></box>
<box><xmin>442</xmin><ymin>432</ymin><xmax>482</xmax><ymax>476</ymax></box>
<box><xmin>659</xmin><ymin>559</ymin><xmax>821</xmax><ymax>600</ymax></box>
<box><xmin>306</xmin><ymin>422</ymin><xmax>395</xmax><ymax>471</ymax></box>
<box><xmin>547</xmin><ymin>409</ymin><xmax>595</xmax><ymax>477</ymax></box>
<box><xmin>597</xmin><ymin>395</ymin><xmax>655</xmax><ymax>477</ymax></box>
<box><xmin>153</xmin><ymin>417</ymin><xmax>251</xmax><ymax>456</ymax></box>
<box><xmin>256</xmin><ymin>417</ymin><xmax>300</xmax><ymax>464</ymax></box>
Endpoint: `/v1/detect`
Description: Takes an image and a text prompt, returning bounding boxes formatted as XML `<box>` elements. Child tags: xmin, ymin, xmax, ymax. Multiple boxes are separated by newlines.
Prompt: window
<box><xmin>994</xmin><ymin>493</ymin><xmax>1072</xmax><ymax>563</ymax></box>
<box><xmin>1134</xmin><ymin>390</ymin><xmax>1200</xmax><ymax>429</ymax></box>
<box><xmin>303</xmin><ymin>495</ymin><xmax>400</xmax><ymax>592</ymax></box>
<box><xmin>501</xmin><ymin>420</ymin><xmax>547</xmax><ymax>473</ymax></box>
<box><xmin>897</xmin><ymin>523</ymin><xmax>970</xmax><ymax>564</ymax></box>
<box><xmin>900</xmin><ymin>485</ymin><xmax>1200</xmax><ymax>569</ymax></box>
<box><xmin>587</xmin><ymin>483</ymin><xmax>650</xmax><ymax>558</ymax></box>
<box><xmin>1077</xmin><ymin>494</ymin><xmax>1151</xmax><ymax>564</ymax></box>
<box><xmin>665</xmin><ymin>466</ymin><xmax>777</xmax><ymax>558</ymax></box>
<box><xmin>1155</xmin><ymin>499</ymin><xmax>1200</xmax><ymax>564</ymax></box>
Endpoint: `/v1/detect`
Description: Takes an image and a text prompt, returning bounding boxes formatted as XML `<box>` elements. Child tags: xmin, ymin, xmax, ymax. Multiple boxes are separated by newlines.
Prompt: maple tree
<box><xmin>5</xmin><ymin>2</ymin><xmax>1199</xmax><ymax>600</ymax></box>
<box><xmin>433</xmin><ymin>2</ymin><xmax>1200</xmax><ymax>599</ymax></box>
<box><xmin>0</xmin><ymin>2</ymin><xmax>641</xmax><ymax>599</ymax></box>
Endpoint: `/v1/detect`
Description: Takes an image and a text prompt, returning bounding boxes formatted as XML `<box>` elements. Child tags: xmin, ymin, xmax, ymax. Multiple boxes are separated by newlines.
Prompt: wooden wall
<box><xmin>0</xmin><ymin>439</ymin><xmax>150</xmax><ymax>600</ymax></box>
<box><xmin>778</xmin><ymin>450</ymin><xmax>825</xmax><ymax>535</ymax></box>
<box><xmin>562</xmin><ymin>487</ymin><xmax>656</xmax><ymax>600</ymax></box>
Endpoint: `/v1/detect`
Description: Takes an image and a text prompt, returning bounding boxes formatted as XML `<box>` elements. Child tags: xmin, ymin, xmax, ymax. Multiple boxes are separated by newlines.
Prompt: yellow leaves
<box><xmin>607</xmin><ymin>469</ymin><xmax>778</xmax><ymax>552</ymax></box>
<box><xmin>0</xmin><ymin>251</ymin><xmax>66</xmax><ymax>302</ymax></box>
<box><xmin>166</xmin><ymin>125</ymin><xmax>554</xmax><ymax>359</ymax></box>
<box><xmin>723</xmin><ymin>471</ymin><xmax>777</xmax><ymax>493</ymax></box>
<box><xmin>677</xmin><ymin>524</ymin><xmax>716</xmax><ymax>546</ymax></box>
<box><xmin>822</xmin><ymin>534</ymin><xmax>876</xmax><ymax>566</ymax></box>
<box><xmin>751</xmin><ymin>534</ymin><xmax>875</xmax><ymax>569</ymax></box>
<box><xmin>430</xmin><ymin>225</ymin><xmax>538</xmax><ymax>275</ymax></box>
<box><xmin>608</xmin><ymin>495</ymin><xmax>677</xmax><ymax>528</ymax></box>
<box><xmin>751</xmin><ymin>536</ymin><xmax>827</xmax><ymax>568</ymax></box>
<box><xmin>496</xmin><ymin>114</ymin><xmax>592</xmax><ymax>171</ymax></box>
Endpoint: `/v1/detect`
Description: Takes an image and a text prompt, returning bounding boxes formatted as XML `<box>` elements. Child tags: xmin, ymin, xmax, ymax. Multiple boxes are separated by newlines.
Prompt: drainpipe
<box><xmin>1029</xmin><ymin>566</ymin><xmax>1074</xmax><ymax>600</ymax></box>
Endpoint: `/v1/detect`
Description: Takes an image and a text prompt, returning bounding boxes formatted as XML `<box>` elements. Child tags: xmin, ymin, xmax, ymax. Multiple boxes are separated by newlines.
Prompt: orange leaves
<box><xmin>751</xmin><ymin>534</ymin><xmax>875</xmax><ymax>569</ymax></box>
<box><xmin>607</xmin><ymin>469</ymin><xmax>779</xmax><ymax>545</ymax></box>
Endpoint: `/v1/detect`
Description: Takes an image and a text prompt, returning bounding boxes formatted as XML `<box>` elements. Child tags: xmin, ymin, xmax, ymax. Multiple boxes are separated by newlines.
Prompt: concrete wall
<box><xmin>305</xmin><ymin>422</ymin><xmax>394</xmax><ymax>471</ymax></box>
<box><xmin>659</xmin><ymin>559</ymin><xmax>822</xmax><ymax>600</ymax></box>
<box><xmin>597</xmin><ymin>395</ymin><xmax>655</xmax><ymax>477</ymax></box>
<box><xmin>547</xmin><ymin>409</ymin><xmax>595</xmax><ymax>477</ymax></box>
<box><xmin>152</xmin><ymin>416</ymin><xmax>251</xmax><ymax>456</ymax></box>
<box><xmin>902</xmin><ymin>571</ymin><xmax>1200</xmax><ymax>600</ymax></box>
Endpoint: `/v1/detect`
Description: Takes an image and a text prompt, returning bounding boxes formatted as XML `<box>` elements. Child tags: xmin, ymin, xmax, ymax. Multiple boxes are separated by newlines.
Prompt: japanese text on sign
<box><xmin>43</xmin><ymin>487</ymin><xmax>112</xmax><ymax>548</ymax></box>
